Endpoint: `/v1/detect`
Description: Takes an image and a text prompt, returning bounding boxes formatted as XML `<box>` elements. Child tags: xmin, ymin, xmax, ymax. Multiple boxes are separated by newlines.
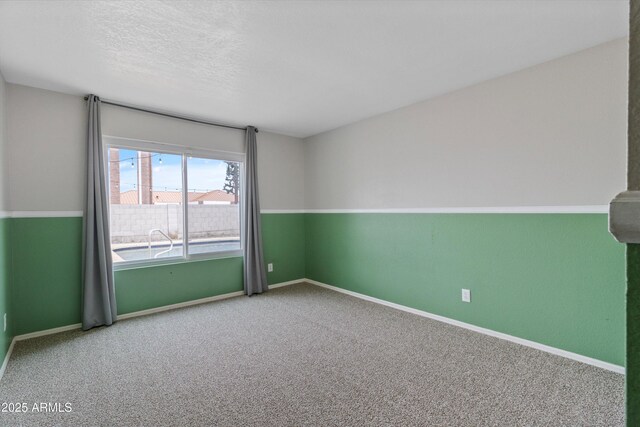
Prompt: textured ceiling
<box><xmin>0</xmin><ymin>0</ymin><xmax>629</xmax><ymax>138</ymax></box>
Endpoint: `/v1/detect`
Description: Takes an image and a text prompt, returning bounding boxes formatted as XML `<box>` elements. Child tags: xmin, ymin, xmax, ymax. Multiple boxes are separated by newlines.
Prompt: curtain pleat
<box><xmin>82</xmin><ymin>95</ymin><xmax>117</xmax><ymax>329</ymax></box>
<box><xmin>243</xmin><ymin>126</ymin><xmax>268</xmax><ymax>296</ymax></box>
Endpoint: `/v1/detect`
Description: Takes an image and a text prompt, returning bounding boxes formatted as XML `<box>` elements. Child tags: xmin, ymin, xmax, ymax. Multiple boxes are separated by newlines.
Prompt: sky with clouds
<box><xmin>115</xmin><ymin>149</ymin><xmax>233</xmax><ymax>193</ymax></box>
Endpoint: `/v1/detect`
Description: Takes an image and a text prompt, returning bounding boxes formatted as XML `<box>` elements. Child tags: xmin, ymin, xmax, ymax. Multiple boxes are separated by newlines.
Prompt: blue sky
<box><xmin>115</xmin><ymin>149</ymin><xmax>231</xmax><ymax>193</ymax></box>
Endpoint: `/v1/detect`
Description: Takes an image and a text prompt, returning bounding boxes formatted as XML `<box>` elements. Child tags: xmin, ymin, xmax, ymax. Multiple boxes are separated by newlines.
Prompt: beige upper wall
<box><xmin>101</xmin><ymin>103</ymin><xmax>306</xmax><ymax>210</ymax></box>
<box><xmin>7</xmin><ymin>84</ymin><xmax>86</xmax><ymax>212</ymax></box>
<box><xmin>4</xmin><ymin>38</ymin><xmax>628</xmax><ymax>212</ymax></box>
<box><xmin>6</xmin><ymin>84</ymin><xmax>305</xmax><ymax>212</ymax></box>
<box><xmin>304</xmin><ymin>38</ymin><xmax>628</xmax><ymax>209</ymax></box>
<box><xmin>255</xmin><ymin>131</ymin><xmax>305</xmax><ymax>211</ymax></box>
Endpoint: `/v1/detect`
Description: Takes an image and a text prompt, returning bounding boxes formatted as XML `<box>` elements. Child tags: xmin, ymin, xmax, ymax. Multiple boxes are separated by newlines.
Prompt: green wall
<box><xmin>11</xmin><ymin>217</ymin><xmax>82</xmax><ymax>335</ymax></box>
<box><xmin>262</xmin><ymin>213</ymin><xmax>306</xmax><ymax>284</ymax></box>
<box><xmin>9</xmin><ymin>214</ymin><xmax>306</xmax><ymax>336</ymax></box>
<box><xmin>0</xmin><ymin>218</ymin><xmax>12</xmax><ymax>362</ymax></box>
<box><xmin>305</xmin><ymin>213</ymin><xmax>625</xmax><ymax>366</ymax></box>
<box><xmin>4</xmin><ymin>212</ymin><xmax>625</xmax><ymax>368</ymax></box>
<box><xmin>628</xmin><ymin>244</ymin><xmax>640</xmax><ymax>419</ymax></box>
<box><xmin>115</xmin><ymin>257</ymin><xmax>244</xmax><ymax>314</ymax></box>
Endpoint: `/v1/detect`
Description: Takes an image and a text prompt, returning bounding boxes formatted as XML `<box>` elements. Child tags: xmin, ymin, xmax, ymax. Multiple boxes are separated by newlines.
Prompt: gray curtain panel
<box><xmin>243</xmin><ymin>126</ymin><xmax>268</xmax><ymax>296</ymax></box>
<box><xmin>82</xmin><ymin>95</ymin><xmax>117</xmax><ymax>330</ymax></box>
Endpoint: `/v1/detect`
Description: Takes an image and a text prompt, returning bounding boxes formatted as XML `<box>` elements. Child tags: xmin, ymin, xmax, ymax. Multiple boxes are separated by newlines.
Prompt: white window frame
<box><xmin>103</xmin><ymin>136</ymin><xmax>245</xmax><ymax>270</ymax></box>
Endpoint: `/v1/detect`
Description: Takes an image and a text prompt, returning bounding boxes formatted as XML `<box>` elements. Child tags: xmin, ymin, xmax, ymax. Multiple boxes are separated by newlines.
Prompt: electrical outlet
<box><xmin>3</xmin><ymin>313</ymin><xmax>6</xmax><ymax>332</ymax></box>
<box><xmin>461</xmin><ymin>289</ymin><xmax>471</xmax><ymax>303</ymax></box>
<box><xmin>268</xmin><ymin>263</ymin><xmax>273</xmax><ymax>272</ymax></box>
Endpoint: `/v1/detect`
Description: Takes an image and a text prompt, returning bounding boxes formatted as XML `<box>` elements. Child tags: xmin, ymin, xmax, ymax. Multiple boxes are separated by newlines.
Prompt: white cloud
<box><xmin>186</xmin><ymin>161</ymin><xmax>228</xmax><ymax>192</ymax></box>
<box><xmin>151</xmin><ymin>164</ymin><xmax>182</xmax><ymax>191</ymax></box>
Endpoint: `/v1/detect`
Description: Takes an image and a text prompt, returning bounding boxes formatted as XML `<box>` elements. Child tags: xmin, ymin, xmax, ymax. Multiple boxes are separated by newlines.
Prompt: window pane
<box><xmin>187</xmin><ymin>156</ymin><xmax>241</xmax><ymax>254</ymax></box>
<box><xmin>108</xmin><ymin>148</ymin><xmax>184</xmax><ymax>262</ymax></box>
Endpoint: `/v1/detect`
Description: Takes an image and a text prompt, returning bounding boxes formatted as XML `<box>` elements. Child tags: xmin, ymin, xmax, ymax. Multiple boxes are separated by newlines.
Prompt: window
<box><xmin>106</xmin><ymin>138</ymin><xmax>243</xmax><ymax>266</ymax></box>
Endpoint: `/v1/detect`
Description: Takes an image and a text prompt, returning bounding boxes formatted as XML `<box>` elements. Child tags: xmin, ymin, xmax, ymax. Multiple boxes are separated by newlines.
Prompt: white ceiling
<box><xmin>0</xmin><ymin>0</ymin><xmax>629</xmax><ymax>138</ymax></box>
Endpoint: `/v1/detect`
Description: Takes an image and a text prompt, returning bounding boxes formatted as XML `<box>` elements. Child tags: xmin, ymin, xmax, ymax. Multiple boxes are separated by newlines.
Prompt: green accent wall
<box><xmin>262</xmin><ymin>213</ymin><xmax>305</xmax><ymax>285</ymax></box>
<box><xmin>305</xmin><ymin>213</ymin><xmax>625</xmax><ymax>366</ymax></box>
<box><xmin>115</xmin><ymin>257</ymin><xmax>244</xmax><ymax>314</ymax></box>
<box><xmin>8</xmin><ymin>214</ymin><xmax>305</xmax><ymax>336</ymax></box>
<box><xmin>4</xmin><ymin>212</ymin><xmax>626</xmax><ymax>368</ymax></box>
<box><xmin>628</xmin><ymin>244</ymin><xmax>639</xmax><ymax>420</ymax></box>
<box><xmin>0</xmin><ymin>218</ymin><xmax>12</xmax><ymax>362</ymax></box>
<box><xmin>11</xmin><ymin>217</ymin><xmax>82</xmax><ymax>336</ymax></box>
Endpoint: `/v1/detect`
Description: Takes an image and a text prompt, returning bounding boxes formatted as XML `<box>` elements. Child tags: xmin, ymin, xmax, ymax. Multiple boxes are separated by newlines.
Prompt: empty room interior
<box><xmin>1</xmin><ymin>0</ymin><xmax>640</xmax><ymax>425</ymax></box>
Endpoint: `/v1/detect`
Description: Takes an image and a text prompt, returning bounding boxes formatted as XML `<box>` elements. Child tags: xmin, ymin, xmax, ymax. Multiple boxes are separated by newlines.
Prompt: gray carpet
<box><xmin>0</xmin><ymin>283</ymin><xmax>624</xmax><ymax>426</ymax></box>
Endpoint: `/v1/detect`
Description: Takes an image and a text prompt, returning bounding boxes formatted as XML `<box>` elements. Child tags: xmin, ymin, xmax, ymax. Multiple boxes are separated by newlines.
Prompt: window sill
<box><xmin>112</xmin><ymin>250</ymin><xmax>243</xmax><ymax>271</ymax></box>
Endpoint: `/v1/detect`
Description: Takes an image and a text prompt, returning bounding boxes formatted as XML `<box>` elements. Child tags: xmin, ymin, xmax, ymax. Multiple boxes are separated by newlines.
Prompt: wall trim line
<box><xmin>2</xmin><ymin>206</ymin><xmax>608</xmax><ymax>218</ymax></box>
<box><xmin>303</xmin><ymin>205</ymin><xmax>609</xmax><ymax>214</ymax></box>
<box><xmin>261</xmin><ymin>209</ymin><xmax>306</xmax><ymax>214</ymax></box>
<box><xmin>304</xmin><ymin>279</ymin><xmax>625</xmax><ymax>374</ymax></box>
<box><xmin>10</xmin><ymin>211</ymin><xmax>83</xmax><ymax>218</ymax></box>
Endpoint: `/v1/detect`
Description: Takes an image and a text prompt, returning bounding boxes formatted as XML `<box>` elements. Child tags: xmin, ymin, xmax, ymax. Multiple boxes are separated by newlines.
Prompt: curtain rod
<box><xmin>84</xmin><ymin>96</ymin><xmax>257</xmax><ymax>133</ymax></box>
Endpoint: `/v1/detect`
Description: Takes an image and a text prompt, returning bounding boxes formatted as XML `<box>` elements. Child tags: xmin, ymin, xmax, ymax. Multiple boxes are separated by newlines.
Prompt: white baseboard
<box><xmin>9</xmin><ymin>290</ymin><xmax>247</xmax><ymax>343</ymax></box>
<box><xmin>304</xmin><ymin>279</ymin><xmax>625</xmax><ymax>375</ymax></box>
<box><xmin>0</xmin><ymin>279</ymin><xmax>305</xmax><ymax>382</ymax></box>
<box><xmin>118</xmin><ymin>291</ymin><xmax>245</xmax><ymax>321</ymax></box>
<box><xmin>0</xmin><ymin>339</ymin><xmax>15</xmax><ymax>382</ymax></box>
<box><xmin>14</xmin><ymin>323</ymin><xmax>82</xmax><ymax>342</ymax></box>
<box><xmin>1</xmin><ymin>278</ymin><xmax>621</xmax><ymax>381</ymax></box>
<box><xmin>268</xmin><ymin>279</ymin><xmax>304</xmax><ymax>289</ymax></box>
<box><xmin>118</xmin><ymin>279</ymin><xmax>302</xmax><ymax>320</ymax></box>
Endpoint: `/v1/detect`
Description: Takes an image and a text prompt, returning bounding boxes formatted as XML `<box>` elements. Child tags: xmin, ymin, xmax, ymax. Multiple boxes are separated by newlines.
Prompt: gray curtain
<box><xmin>243</xmin><ymin>126</ymin><xmax>268</xmax><ymax>296</ymax></box>
<box><xmin>82</xmin><ymin>95</ymin><xmax>117</xmax><ymax>330</ymax></box>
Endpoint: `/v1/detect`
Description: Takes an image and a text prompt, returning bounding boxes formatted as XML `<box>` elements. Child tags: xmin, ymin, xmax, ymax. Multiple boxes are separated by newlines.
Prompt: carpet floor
<box><xmin>0</xmin><ymin>283</ymin><xmax>624</xmax><ymax>426</ymax></box>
